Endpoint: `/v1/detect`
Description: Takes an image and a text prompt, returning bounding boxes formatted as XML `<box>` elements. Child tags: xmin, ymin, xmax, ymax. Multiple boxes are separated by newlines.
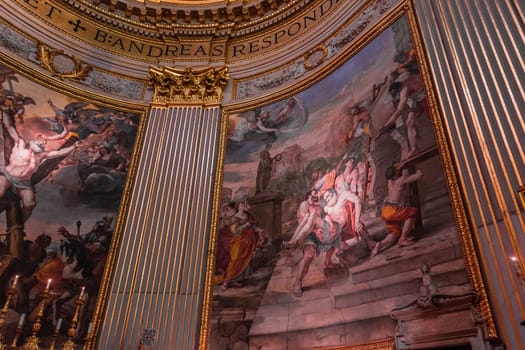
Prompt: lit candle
<box><xmin>510</xmin><ymin>256</ymin><xmax>525</xmax><ymax>287</ymax></box>
<box><xmin>18</xmin><ymin>313</ymin><xmax>25</xmax><ymax>327</ymax></box>
<box><xmin>511</xmin><ymin>256</ymin><xmax>520</xmax><ymax>272</ymax></box>
<box><xmin>46</xmin><ymin>279</ymin><xmax>52</xmax><ymax>290</ymax></box>
<box><xmin>56</xmin><ymin>318</ymin><xmax>62</xmax><ymax>331</ymax></box>
<box><xmin>12</xmin><ymin>275</ymin><xmax>19</xmax><ymax>287</ymax></box>
<box><xmin>80</xmin><ymin>286</ymin><xmax>85</xmax><ymax>299</ymax></box>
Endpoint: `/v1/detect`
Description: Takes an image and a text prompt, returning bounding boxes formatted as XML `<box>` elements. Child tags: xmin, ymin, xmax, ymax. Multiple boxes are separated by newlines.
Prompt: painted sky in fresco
<box><xmin>224</xmin><ymin>25</ymin><xmax>397</xmax><ymax>192</ymax></box>
<box><xmin>0</xmin><ymin>71</ymin><xmax>137</xmax><ymax>241</ymax></box>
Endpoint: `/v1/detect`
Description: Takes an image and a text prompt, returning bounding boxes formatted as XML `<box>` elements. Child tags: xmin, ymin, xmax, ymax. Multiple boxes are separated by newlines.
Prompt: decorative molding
<box><xmin>148</xmin><ymin>66</ymin><xmax>229</xmax><ymax>105</ymax></box>
<box><xmin>0</xmin><ymin>18</ymin><xmax>146</xmax><ymax>101</ymax></box>
<box><xmin>0</xmin><ymin>20</ymin><xmax>36</xmax><ymax>60</ymax></box>
<box><xmin>85</xmin><ymin>69</ymin><xmax>145</xmax><ymax>100</ymax></box>
<box><xmin>303</xmin><ymin>44</ymin><xmax>328</xmax><ymax>71</ymax></box>
<box><xmin>37</xmin><ymin>42</ymin><xmax>92</xmax><ymax>81</ymax></box>
<box><xmin>64</xmin><ymin>0</ymin><xmax>308</xmax><ymax>30</ymax></box>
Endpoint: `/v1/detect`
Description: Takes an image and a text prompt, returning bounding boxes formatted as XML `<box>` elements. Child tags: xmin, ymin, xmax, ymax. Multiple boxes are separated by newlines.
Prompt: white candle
<box><xmin>56</xmin><ymin>318</ymin><xmax>62</xmax><ymax>331</ymax></box>
<box><xmin>18</xmin><ymin>313</ymin><xmax>25</xmax><ymax>327</ymax></box>
<box><xmin>510</xmin><ymin>256</ymin><xmax>525</xmax><ymax>285</ymax></box>
<box><xmin>46</xmin><ymin>279</ymin><xmax>52</xmax><ymax>290</ymax></box>
<box><xmin>13</xmin><ymin>275</ymin><xmax>19</xmax><ymax>287</ymax></box>
<box><xmin>87</xmin><ymin>322</ymin><xmax>93</xmax><ymax>335</ymax></box>
<box><xmin>80</xmin><ymin>286</ymin><xmax>85</xmax><ymax>298</ymax></box>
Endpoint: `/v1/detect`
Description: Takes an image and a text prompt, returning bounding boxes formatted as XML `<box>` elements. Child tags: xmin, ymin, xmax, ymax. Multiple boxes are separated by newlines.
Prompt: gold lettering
<box><xmin>147</xmin><ymin>46</ymin><xmax>163</xmax><ymax>57</ymax></box>
<box><xmin>320</xmin><ymin>0</ymin><xmax>333</xmax><ymax>16</ymax></box>
<box><xmin>249</xmin><ymin>42</ymin><xmax>259</xmax><ymax>54</ymax></box>
<box><xmin>303</xmin><ymin>11</ymin><xmax>317</xmax><ymax>28</ymax></box>
<box><xmin>165</xmin><ymin>45</ymin><xmax>178</xmax><ymax>56</ymax></box>
<box><xmin>180</xmin><ymin>44</ymin><xmax>191</xmax><ymax>55</ymax></box>
<box><xmin>232</xmin><ymin>44</ymin><xmax>246</xmax><ymax>57</ymax></box>
<box><xmin>111</xmin><ymin>38</ymin><xmax>125</xmax><ymax>50</ymax></box>
<box><xmin>128</xmin><ymin>41</ymin><xmax>145</xmax><ymax>54</ymax></box>
<box><xmin>43</xmin><ymin>1</ymin><xmax>61</xmax><ymax>18</ymax></box>
<box><xmin>274</xmin><ymin>30</ymin><xmax>286</xmax><ymax>44</ymax></box>
<box><xmin>287</xmin><ymin>22</ymin><xmax>301</xmax><ymax>36</ymax></box>
<box><xmin>211</xmin><ymin>45</ymin><xmax>224</xmax><ymax>57</ymax></box>
<box><xmin>261</xmin><ymin>36</ymin><xmax>272</xmax><ymax>49</ymax></box>
<box><xmin>94</xmin><ymin>29</ymin><xmax>108</xmax><ymax>43</ymax></box>
<box><xmin>194</xmin><ymin>45</ymin><xmax>207</xmax><ymax>56</ymax></box>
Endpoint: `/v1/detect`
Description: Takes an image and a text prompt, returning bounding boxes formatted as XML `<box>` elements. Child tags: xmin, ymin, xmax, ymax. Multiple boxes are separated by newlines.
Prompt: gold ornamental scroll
<box><xmin>96</xmin><ymin>66</ymin><xmax>228</xmax><ymax>349</ymax></box>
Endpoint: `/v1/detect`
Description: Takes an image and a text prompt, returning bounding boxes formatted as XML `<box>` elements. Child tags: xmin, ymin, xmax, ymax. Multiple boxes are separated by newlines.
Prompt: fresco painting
<box><xmin>210</xmin><ymin>17</ymin><xmax>473</xmax><ymax>349</ymax></box>
<box><xmin>0</xmin><ymin>65</ymin><xmax>139</xmax><ymax>347</ymax></box>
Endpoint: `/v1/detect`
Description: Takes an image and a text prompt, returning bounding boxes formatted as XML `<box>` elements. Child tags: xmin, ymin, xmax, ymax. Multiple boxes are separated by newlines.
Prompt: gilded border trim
<box><xmin>303</xmin><ymin>44</ymin><xmax>328</xmax><ymax>71</ymax></box>
<box><xmin>198</xmin><ymin>109</ymin><xmax>229</xmax><ymax>350</ymax></box>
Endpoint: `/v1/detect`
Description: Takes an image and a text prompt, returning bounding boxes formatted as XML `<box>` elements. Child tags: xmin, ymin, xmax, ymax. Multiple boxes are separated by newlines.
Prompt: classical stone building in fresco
<box><xmin>0</xmin><ymin>0</ymin><xmax>523</xmax><ymax>349</ymax></box>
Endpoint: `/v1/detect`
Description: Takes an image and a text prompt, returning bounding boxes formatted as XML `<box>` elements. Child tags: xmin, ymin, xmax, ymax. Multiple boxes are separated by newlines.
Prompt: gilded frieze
<box><xmin>6</xmin><ymin>0</ymin><xmax>348</xmax><ymax>63</ymax></box>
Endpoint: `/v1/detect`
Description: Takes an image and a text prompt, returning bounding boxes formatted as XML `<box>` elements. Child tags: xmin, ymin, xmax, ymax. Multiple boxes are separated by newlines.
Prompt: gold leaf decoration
<box><xmin>37</xmin><ymin>43</ymin><xmax>92</xmax><ymax>81</ymax></box>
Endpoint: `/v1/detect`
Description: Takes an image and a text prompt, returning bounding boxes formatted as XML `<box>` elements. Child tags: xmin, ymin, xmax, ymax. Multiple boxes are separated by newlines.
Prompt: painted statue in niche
<box><xmin>0</xmin><ymin>64</ymin><xmax>139</xmax><ymax>347</ymax></box>
<box><xmin>210</xmin><ymin>16</ymin><xmax>475</xmax><ymax>350</ymax></box>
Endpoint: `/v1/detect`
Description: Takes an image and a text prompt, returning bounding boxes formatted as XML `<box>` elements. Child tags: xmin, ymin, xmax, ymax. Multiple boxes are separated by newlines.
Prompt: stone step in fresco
<box><xmin>249</xmin><ymin>280</ymin><xmax>472</xmax><ymax>349</ymax></box>
<box><xmin>331</xmin><ymin>258</ymin><xmax>468</xmax><ymax>308</ymax></box>
<box><xmin>349</xmin><ymin>227</ymin><xmax>464</xmax><ymax>284</ymax></box>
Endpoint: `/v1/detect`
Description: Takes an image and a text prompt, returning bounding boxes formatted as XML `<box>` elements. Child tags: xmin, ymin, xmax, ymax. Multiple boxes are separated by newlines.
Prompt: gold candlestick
<box><xmin>48</xmin><ymin>317</ymin><xmax>62</xmax><ymax>350</ymax></box>
<box><xmin>49</xmin><ymin>329</ymin><xmax>60</xmax><ymax>350</ymax></box>
<box><xmin>21</xmin><ymin>286</ymin><xmax>51</xmax><ymax>350</ymax></box>
<box><xmin>61</xmin><ymin>295</ymin><xmax>85</xmax><ymax>350</ymax></box>
<box><xmin>9</xmin><ymin>317</ymin><xmax>25</xmax><ymax>350</ymax></box>
<box><xmin>0</xmin><ymin>279</ymin><xmax>17</xmax><ymax>349</ymax></box>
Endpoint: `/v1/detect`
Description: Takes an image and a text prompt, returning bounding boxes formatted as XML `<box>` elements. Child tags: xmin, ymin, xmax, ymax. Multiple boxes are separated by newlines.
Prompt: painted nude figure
<box><xmin>0</xmin><ymin>106</ymin><xmax>80</xmax><ymax>221</ymax></box>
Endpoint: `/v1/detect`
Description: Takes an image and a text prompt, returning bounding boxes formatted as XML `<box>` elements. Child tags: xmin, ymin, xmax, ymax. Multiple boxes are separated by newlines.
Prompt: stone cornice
<box><xmin>62</xmin><ymin>0</ymin><xmax>313</xmax><ymax>37</ymax></box>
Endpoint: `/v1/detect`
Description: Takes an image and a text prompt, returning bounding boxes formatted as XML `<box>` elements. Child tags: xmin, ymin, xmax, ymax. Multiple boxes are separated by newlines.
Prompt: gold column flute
<box><xmin>48</xmin><ymin>318</ymin><xmax>61</xmax><ymax>350</ymax></box>
<box><xmin>9</xmin><ymin>315</ymin><xmax>25</xmax><ymax>350</ymax></box>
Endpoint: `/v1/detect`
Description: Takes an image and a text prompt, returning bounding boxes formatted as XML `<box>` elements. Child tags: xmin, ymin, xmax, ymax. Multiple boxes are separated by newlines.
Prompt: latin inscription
<box><xmin>17</xmin><ymin>0</ymin><xmax>341</xmax><ymax>60</ymax></box>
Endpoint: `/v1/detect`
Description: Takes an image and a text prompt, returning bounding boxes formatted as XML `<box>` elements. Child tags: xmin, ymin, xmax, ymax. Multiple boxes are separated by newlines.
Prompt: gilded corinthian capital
<box><xmin>148</xmin><ymin>66</ymin><xmax>229</xmax><ymax>105</ymax></box>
